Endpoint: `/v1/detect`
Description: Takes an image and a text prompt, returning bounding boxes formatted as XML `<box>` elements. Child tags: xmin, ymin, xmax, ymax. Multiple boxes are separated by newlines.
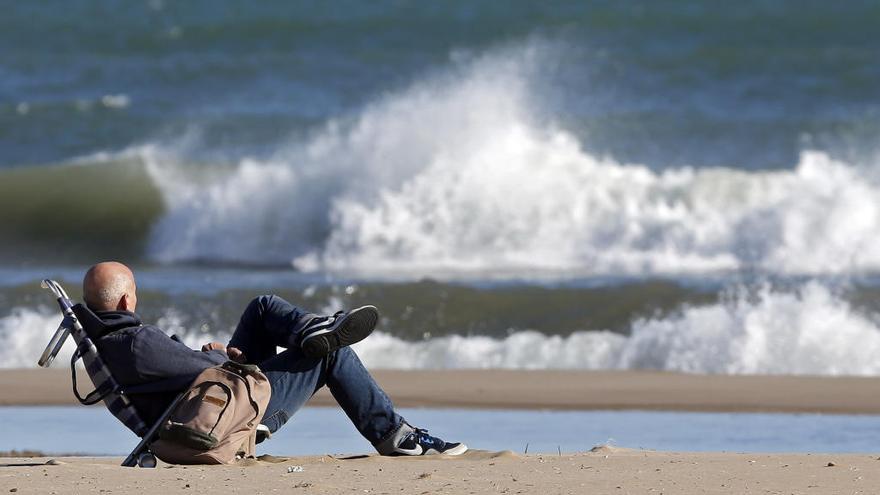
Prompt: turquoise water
<box><xmin>3</xmin><ymin>406</ymin><xmax>880</xmax><ymax>456</ymax></box>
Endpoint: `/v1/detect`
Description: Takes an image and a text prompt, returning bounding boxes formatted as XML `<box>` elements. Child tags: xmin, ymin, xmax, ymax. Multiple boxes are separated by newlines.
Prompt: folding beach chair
<box><xmin>37</xmin><ymin>279</ymin><xmax>187</xmax><ymax>468</ymax></box>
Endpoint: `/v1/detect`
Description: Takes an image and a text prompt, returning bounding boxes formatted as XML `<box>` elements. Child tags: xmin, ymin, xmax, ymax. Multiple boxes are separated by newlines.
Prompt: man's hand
<box><xmin>201</xmin><ymin>341</ymin><xmax>226</xmax><ymax>353</ymax></box>
<box><xmin>226</xmin><ymin>346</ymin><xmax>247</xmax><ymax>364</ymax></box>
<box><xmin>201</xmin><ymin>342</ymin><xmax>247</xmax><ymax>363</ymax></box>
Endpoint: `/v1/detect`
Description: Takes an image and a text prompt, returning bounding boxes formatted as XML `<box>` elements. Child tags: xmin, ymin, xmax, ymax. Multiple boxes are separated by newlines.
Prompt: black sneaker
<box><xmin>389</xmin><ymin>428</ymin><xmax>468</xmax><ymax>456</ymax></box>
<box><xmin>299</xmin><ymin>305</ymin><xmax>379</xmax><ymax>358</ymax></box>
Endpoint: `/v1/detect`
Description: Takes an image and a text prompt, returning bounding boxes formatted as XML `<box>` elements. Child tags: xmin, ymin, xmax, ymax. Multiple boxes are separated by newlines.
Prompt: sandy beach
<box><xmin>2</xmin><ymin>447</ymin><xmax>877</xmax><ymax>495</ymax></box>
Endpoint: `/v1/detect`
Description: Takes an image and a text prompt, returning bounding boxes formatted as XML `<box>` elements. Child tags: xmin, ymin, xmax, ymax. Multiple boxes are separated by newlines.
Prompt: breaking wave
<box><xmin>138</xmin><ymin>45</ymin><xmax>880</xmax><ymax>277</ymax></box>
<box><xmin>352</xmin><ymin>282</ymin><xmax>880</xmax><ymax>375</ymax></box>
<box><xmin>6</xmin><ymin>282</ymin><xmax>880</xmax><ymax>376</ymax></box>
<box><xmin>0</xmin><ymin>307</ymin><xmax>76</xmax><ymax>369</ymax></box>
<box><xmin>5</xmin><ymin>43</ymin><xmax>880</xmax><ymax>277</ymax></box>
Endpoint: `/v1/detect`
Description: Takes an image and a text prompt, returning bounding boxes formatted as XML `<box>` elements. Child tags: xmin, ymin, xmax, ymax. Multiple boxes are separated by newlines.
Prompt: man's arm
<box><xmin>131</xmin><ymin>326</ymin><xmax>228</xmax><ymax>382</ymax></box>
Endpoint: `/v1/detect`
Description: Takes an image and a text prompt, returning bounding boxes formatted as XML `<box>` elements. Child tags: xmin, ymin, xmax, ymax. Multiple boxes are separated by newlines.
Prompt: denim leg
<box><xmin>258</xmin><ymin>346</ymin><xmax>404</xmax><ymax>448</ymax></box>
<box><xmin>229</xmin><ymin>295</ymin><xmax>404</xmax><ymax>449</ymax></box>
<box><xmin>228</xmin><ymin>295</ymin><xmax>318</xmax><ymax>364</ymax></box>
<box><xmin>325</xmin><ymin>347</ymin><xmax>404</xmax><ymax>446</ymax></box>
<box><xmin>258</xmin><ymin>348</ymin><xmax>326</xmax><ymax>433</ymax></box>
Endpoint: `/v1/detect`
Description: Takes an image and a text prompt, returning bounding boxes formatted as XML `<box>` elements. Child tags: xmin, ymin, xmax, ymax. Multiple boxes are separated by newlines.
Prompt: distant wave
<box><xmin>5</xmin><ymin>43</ymin><xmax>880</xmax><ymax>276</ymax></box>
<box><xmin>6</xmin><ymin>282</ymin><xmax>880</xmax><ymax>375</ymax></box>
<box><xmin>0</xmin><ymin>154</ymin><xmax>163</xmax><ymax>262</ymax></box>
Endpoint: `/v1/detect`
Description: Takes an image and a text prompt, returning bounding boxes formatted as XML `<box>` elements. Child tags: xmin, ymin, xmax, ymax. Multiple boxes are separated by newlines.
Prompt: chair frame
<box><xmin>39</xmin><ymin>279</ymin><xmax>183</xmax><ymax>468</ymax></box>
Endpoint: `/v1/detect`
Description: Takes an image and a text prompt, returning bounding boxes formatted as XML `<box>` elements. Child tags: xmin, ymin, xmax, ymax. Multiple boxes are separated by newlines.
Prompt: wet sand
<box><xmin>3</xmin><ymin>368</ymin><xmax>880</xmax><ymax>414</ymax></box>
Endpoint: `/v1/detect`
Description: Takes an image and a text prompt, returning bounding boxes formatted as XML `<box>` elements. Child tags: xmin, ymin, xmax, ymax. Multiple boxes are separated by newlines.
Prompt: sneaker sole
<box><xmin>437</xmin><ymin>443</ymin><xmax>468</xmax><ymax>456</ymax></box>
<box><xmin>301</xmin><ymin>305</ymin><xmax>379</xmax><ymax>358</ymax></box>
<box><xmin>390</xmin><ymin>442</ymin><xmax>469</xmax><ymax>456</ymax></box>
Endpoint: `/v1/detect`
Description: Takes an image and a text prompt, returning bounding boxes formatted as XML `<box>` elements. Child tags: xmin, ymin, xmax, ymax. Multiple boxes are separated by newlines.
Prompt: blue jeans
<box><xmin>227</xmin><ymin>295</ymin><xmax>405</xmax><ymax>449</ymax></box>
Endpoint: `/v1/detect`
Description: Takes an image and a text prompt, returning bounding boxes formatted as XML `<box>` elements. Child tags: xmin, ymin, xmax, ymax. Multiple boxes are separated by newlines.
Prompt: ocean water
<box><xmin>3</xmin><ymin>406</ymin><xmax>880</xmax><ymax>456</ymax></box>
<box><xmin>3</xmin><ymin>1</ymin><xmax>880</xmax><ymax>375</ymax></box>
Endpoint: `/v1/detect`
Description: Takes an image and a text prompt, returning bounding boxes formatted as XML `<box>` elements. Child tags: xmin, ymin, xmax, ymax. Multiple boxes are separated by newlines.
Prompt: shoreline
<box><xmin>3</xmin><ymin>368</ymin><xmax>880</xmax><ymax>414</ymax></box>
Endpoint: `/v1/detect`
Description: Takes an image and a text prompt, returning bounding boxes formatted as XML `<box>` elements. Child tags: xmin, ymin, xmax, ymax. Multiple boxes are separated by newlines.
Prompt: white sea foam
<box><xmin>143</xmin><ymin>45</ymin><xmax>543</xmax><ymax>266</ymax></box>
<box><xmin>100</xmin><ymin>94</ymin><xmax>130</xmax><ymax>109</ymax></box>
<box><xmin>353</xmin><ymin>282</ymin><xmax>880</xmax><ymax>376</ymax></box>
<box><xmin>352</xmin><ymin>329</ymin><xmax>626</xmax><ymax>370</ymax></box>
<box><xmin>0</xmin><ymin>307</ymin><xmax>74</xmax><ymax>369</ymax></box>
<box><xmin>134</xmin><ymin>43</ymin><xmax>880</xmax><ymax>277</ymax></box>
<box><xmin>618</xmin><ymin>282</ymin><xmax>880</xmax><ymax>375</ymax></box>
<box><xmin>6</xmin><ymin>282</ymin><xmax>880</xmax><ymax>375</ymax></box>
<box><xmin>317</xmin><ymin>144</ymin><xmax>880</xmax><ymax>277</ymax></box>
<box><xmin>0</xmin><ymin>306</ymin><xmax>219</xmax><ymax>370</ymax></box>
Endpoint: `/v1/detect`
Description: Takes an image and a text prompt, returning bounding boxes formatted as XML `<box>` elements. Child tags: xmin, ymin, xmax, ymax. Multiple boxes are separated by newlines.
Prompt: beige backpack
<box><xmin>150</xmin><ymin>361</ymin><xmax>271</xmax><ymax>465</ymax></box>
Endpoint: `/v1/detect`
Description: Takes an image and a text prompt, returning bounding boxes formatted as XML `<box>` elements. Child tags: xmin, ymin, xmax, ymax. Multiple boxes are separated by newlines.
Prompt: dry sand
<box><xmin>3</xmin><ymin>369</ymin><xmax>880</xmax><ymax>494</ymax></box>
<box><xmin>1</xmin><ymin>447</ymin><xmax>878</xmax><ymax>495</ymax></box>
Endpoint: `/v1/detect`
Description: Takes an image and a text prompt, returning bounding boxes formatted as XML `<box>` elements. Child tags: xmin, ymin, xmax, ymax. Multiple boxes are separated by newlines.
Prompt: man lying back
<box><xmin>80</xmin><ymin>261</ymin><xmax>467</xmax><ymax>456</ymax></box>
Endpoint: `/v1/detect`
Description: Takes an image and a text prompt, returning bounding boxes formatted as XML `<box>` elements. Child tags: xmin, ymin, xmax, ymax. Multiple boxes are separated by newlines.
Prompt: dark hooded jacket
<box><xmin>73</xmin><ymin>305</ymin><xmax>227</xmax><ymax>425</ymax></box>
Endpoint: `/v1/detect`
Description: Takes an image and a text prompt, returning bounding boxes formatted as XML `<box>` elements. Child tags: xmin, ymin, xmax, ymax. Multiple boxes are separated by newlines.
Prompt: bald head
<box><xmin>83</xmin><ymin>262</ymin><xmax>138</xmax><ymax>312</ymax></box>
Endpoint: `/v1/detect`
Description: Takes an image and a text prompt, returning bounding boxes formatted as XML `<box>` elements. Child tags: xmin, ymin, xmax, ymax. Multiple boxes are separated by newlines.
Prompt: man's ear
<box><xmin>117</xmin><ymin>294</ymin><xmax>130</xmax><ymax>311</ymax></box>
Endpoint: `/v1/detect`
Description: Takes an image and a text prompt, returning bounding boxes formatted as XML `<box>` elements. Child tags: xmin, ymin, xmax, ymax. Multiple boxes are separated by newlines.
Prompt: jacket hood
<box><xmin>90</xmin><ymin>310</ymin><xmax>143</xmax><ymax>337</ymax></box>
<box><xmin>72</xmin><ymin>303</ymin><xmax>143</xmax><ymax>339</ymax></box>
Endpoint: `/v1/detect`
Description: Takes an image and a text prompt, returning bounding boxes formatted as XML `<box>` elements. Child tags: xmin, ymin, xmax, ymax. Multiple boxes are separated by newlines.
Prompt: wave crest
<box><xmin>315</xmin><ymin>145</ymin><xmax>880</xmax><ymax>276</ymax></box>
<box><xmin>352</xmin><ymin>282</ymin><xmax>880</xmax><ymax>375</ymax></box>
<box><xmin>138</xmin><ymin>44</ymin><xmax>880</xmax><ymax>276</ymax></box>
<box><xmin>8</xmin><ymin>43</ymin><xmax>879</xmax><ymax>276</ymax></box>
<box><xmin>6</xmin><ymin>282</ymin><xmax>880</xmax><ymax>375</ymax></box>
